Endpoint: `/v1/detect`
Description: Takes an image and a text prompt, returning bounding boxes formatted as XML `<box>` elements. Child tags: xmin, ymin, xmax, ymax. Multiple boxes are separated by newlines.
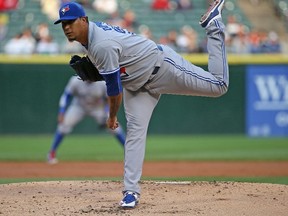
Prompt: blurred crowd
<box><xmin>222</xmin><ymin>15</ymin><xmax>282</xmax><ymax>54</ymax></box>
<box><xmin>3</xmin><ymin>22</ymin><xmax>84</xmax><ymax>55</ymax></box>
<box><xmin>0</xmin><ymin>0</ymin><xmax>286</xmax><ymax>55</ymax></box>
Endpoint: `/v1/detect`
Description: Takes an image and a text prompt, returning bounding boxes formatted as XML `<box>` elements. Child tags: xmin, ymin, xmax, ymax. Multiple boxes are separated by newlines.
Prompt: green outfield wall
<box><xmin>0</xmin><ymin>54</ymin><xmax>287</xmax><ymax>134</ymax></box>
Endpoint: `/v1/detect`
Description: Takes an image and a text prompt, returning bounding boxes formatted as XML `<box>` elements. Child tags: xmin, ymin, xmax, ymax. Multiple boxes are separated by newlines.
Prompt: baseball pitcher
<box><xmin>54</xmin><ymin>0</ymin><xmax>229</xmax><ymax>208</ymax></box>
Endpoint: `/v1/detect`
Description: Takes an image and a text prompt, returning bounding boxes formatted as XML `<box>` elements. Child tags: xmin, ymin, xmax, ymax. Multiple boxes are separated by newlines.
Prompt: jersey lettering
<box><xmin>95</xmin><ymin>22</ymin><xmax>135</xmax><ymax>35</ymax></box>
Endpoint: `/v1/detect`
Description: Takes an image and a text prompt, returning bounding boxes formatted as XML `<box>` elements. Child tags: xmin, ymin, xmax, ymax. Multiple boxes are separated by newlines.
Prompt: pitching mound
<box><xmin>0</xmin><ymin>181</ymin><xmax>287</xmax><ymax>216</ymax></box>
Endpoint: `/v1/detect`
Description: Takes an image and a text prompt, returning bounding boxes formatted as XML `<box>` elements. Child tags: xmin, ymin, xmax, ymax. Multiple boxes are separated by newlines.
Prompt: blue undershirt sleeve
<box><xmin>101</xmin><ymin>70</ymin><xmax>123</xmax><ymax>96</ymax></box>
<box><xmin>58</xmin><ymin>91</ymin><xmax>72</xmax><ymax>114</ymax></box>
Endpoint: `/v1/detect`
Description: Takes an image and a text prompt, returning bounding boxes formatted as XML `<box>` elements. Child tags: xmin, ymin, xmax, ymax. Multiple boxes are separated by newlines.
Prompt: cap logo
<box><xmin>61</xmin><ymin>5</ymin><xmax>70</xmax><ymax>15</ymax></box>
<box><xmin>54</xmin><ymin>2</ymin><xmax>85</xmax><ymax>24</ymax></box>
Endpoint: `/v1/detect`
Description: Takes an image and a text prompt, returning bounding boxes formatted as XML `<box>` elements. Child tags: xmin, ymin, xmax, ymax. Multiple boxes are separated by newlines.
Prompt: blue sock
<box><xmin>115</xmin><ymin>130</ymin><xmax>125</xmax><ymax>147</ymax></box>
<box><xmin>50</xmin><ymin>131</ymin><xmax>64</xmax><ymax>152</ymax></box>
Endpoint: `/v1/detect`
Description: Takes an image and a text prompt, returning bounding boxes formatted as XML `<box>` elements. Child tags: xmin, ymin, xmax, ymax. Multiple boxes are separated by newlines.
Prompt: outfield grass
<box><xmin>0</xmin><ymin>134</ymin><xmax>287</xmax><ymax>161</ymax></box>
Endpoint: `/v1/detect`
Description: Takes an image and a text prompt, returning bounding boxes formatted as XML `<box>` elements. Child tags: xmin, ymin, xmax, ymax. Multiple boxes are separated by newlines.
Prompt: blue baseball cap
<box><xmin>54</xmin><ymin>2</ymin><xmax>86</xmax><ymax>25</ymax></box>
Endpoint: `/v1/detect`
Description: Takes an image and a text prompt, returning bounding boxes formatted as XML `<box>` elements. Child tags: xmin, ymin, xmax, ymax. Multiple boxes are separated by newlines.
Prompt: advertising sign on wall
<box><xmin>246</xmin><ymin>65</ymin><xmax>288</xmax><ymax>137</ymax></box>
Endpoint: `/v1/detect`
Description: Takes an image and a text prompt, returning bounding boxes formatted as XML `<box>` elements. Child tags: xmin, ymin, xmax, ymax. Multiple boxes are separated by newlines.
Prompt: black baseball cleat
<box><xmin>199</xmin><ymin>0</ymin><xmax>225</xmax><ymax>28</ymax></box>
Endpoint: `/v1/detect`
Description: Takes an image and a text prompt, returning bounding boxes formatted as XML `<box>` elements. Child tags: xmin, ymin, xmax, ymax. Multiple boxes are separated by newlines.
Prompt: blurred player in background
<box><xmin>47</xmin><ymin>76</ymin><xmax>126</xmax><ymax>164</ymax></box>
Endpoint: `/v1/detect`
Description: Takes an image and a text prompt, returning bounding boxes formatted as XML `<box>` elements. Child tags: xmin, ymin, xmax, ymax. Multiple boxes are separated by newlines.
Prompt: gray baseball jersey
<box><xmin>64</xmin><ymin>76</ymin><xmax>107</xmax><ymax>111</ymax></box>
<box><xmin>84</xmin><ymin>21</ymin><xmax>164</xmax><ymax>91</ymax></box>
<box><xmin>83</xmin><ymin>20</ymin><xmax>229</xmax><ymax>194</ymax></box>
<box><xmin>58</xmin><ymin>77</ymin><xmax>108</xmax><ymax>134</ymax></box>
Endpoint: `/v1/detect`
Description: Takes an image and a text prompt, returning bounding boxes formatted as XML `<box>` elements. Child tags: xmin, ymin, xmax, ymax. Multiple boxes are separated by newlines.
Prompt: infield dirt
<box><xmin>0</xmin><ymin>161</ymin><xmax>288</xmax><ymax>215</ymax></box>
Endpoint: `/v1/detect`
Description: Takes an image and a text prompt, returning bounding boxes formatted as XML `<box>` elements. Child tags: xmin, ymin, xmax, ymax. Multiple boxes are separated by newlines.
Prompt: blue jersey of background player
<box><xmin>47</xmin><ymin>76</ymin><xmax>126</xmax><ymax>164</ymax></box>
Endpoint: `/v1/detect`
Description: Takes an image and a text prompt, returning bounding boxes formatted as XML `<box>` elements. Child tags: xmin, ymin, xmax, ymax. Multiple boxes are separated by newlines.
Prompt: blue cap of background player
<box><xmin>54</xmin><ymin>2</ymin><xmax>86</xmax><ymax>25</ymax></box>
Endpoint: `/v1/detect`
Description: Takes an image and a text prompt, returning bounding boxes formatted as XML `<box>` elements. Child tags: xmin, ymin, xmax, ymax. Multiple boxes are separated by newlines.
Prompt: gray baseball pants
<box><xmin>123</xmin><ymin>19</ymin><xmax>229</xmax><ymax>194</ymax></box>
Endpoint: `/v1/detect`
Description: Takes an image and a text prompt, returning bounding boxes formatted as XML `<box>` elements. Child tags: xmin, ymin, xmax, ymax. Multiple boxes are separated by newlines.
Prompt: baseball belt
<box><xmin>152</xmin><ymin>45</ymin><xmax>163</xmax><ymax>75</ymax></box>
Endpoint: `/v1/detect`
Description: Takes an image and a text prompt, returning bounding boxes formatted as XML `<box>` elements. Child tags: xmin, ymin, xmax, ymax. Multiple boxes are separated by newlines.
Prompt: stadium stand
<box><xmin>274</xmin><ymin>0</ymin><xmax>288</xmax><ymax>30</ymax></box>
<box><xmin>0</xmin><ymin>0</ymin><xmax>286</xmax><ymax>53</ymax></box>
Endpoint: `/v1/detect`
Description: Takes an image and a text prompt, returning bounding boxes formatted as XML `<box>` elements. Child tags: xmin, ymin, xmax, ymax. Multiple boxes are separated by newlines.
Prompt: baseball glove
<box><xmin>69</xmin><ymin>55</ymin><xmax>104</xmax><ymax>82</ymax></box>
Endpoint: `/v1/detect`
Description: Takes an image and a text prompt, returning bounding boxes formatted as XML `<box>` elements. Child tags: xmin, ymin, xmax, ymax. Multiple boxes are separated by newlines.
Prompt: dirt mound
<box><xmin>0</xmin><ymin>181</ymin><xmax>287</xmax><ymax>216</ymax></box>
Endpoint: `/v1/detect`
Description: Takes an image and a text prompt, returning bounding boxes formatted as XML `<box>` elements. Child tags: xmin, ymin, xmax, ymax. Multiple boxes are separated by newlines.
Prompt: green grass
<box><xmin>0</xmin><ymin>134</ymin><xmax>287</xmax><ymax>161</ymax></box>
<box><xmin>146</xmin><ymin>135</ymin><xmax>288</xmax><ymax>161</ymax></box>
<box><xmin>0</xmin><ymin>134</ymin><xmax>287</xmax><ymax>184</ymax></box>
